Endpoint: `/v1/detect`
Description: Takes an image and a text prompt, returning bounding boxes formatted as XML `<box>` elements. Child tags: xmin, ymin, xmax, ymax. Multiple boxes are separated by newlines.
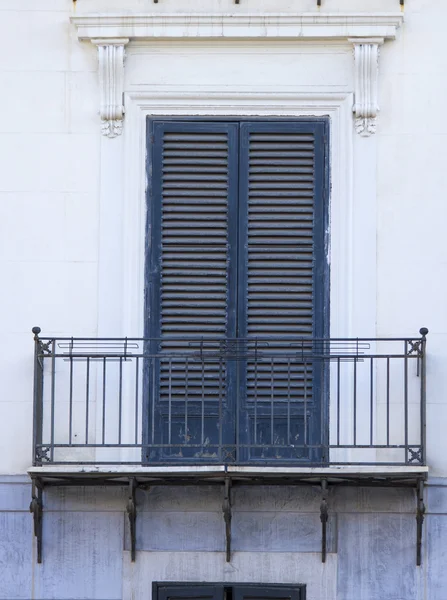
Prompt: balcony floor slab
<box><xmin>28</xmin><ymin>464</ymin><xmax>428</xmax><ymax>487</ymax></box>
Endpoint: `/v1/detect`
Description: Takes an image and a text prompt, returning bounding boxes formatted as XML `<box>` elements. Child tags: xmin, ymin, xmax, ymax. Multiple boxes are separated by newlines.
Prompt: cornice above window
<box><xmin>71</xmin><ymin>13</ymin><xmax>403</xmax><ymax>41</ymax></box>
<box><xmin>70</xmin><ymin>12</ymin><xmax>404</xmax><ymax>137</ymax></box>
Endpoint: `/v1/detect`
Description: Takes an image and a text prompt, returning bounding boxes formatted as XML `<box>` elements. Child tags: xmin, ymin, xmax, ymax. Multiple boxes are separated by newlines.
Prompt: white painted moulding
<box><xmin>70</xmin><ymin>13</ymin><xmax>404</xmax><ymax>137</ymax></box>
<box><xmin>71</xmin><ymin>13</ymin><xmax>404</xmax><ymax>41</ymax></box>
<box><xmin>350</xmin><ymin>38</ymin><xmax>382</xmax><ymax>136</ymax></box>
<box><xmin>92</xmin><ymin>38</ymin><xmax>129</xmax><ymax>138</ymax></box>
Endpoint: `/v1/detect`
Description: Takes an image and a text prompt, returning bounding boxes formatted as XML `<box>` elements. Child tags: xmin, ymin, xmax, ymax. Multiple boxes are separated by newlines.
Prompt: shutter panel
<box><xmin>156</xmin><ymin>585</ymin><xmax>225</xmax><ymax>600</ymax></box>
<box><xmin>233</xmin><ymin>586</ymin><xmax>304</xmax><ymax>600</ymax></box>
<box><xmin>147</xmin><ymin>121</ymin><xmax>239</xmax><ymax>461</ymax></box>
<box><xmin>238</xmin><ymin>122</ymin><xmax>328</xmax><ymax>462</ymax></box>
<box><xmin>146</xmin><ymin>118</ymin><xmax>328</xmax><ymax>464</ymax></box>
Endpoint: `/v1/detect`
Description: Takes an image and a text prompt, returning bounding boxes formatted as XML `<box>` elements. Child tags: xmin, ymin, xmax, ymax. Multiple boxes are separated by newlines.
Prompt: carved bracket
<box><xmin>92</xmin><ymin>38</ymin><xmax>129</xmax><ymax>138</ymax></box>
<box><xmin>350</xmin><ymin>38</ymin><xmax>384</xmax><ymax>136</ymax></box>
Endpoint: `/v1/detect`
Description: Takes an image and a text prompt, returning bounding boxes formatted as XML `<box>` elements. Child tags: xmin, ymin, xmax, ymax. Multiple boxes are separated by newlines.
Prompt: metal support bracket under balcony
<box><xmin>320</xmin><ymin>479</ymin><xmax>329</xmax><ymax>563</ymax></box>
<box><xmin>126</xmin><ymin>478</ymin><xmax>137</xmax><ymax>562</ymax></box>
<box><xmin>223</xmin><ymin>477</ymin><xmax>232</xmax><ymax>562</ymax></box>
<box><xmin>416</xmin><ymin>479</ymin><xmax>425</xmax><ymax>566</ymax></box>
<box><xmin>30</xmin><ymin>479</ymin><xmax>43</xmax><ymax>564</ymax></box>
<box><xmin>27</xmin><ymin>468</ymin><xmax>428</xmax><ymax>565</ymax></box>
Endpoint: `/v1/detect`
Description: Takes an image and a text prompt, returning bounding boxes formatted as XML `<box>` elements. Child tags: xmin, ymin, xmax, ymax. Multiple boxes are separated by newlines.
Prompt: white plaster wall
<box><xmin>0</xmin><ymin>1</ymin><xmax>99</xmax><ymax>473</ymax></box>
<box><xmin>1</xmin><ymin>0</ymin><xmax>447</xmax><ymax>478</ymax></box>
<box><xmin>377</xmin><ymin>3</ymin><xmax>447</xmax><ymax>476</ymax></box>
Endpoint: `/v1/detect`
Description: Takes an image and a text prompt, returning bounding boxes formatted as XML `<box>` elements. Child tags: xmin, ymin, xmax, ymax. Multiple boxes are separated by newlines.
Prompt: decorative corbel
<box><xmin>91</xmin><ymin>38</ymin><xmax>129</xmax><ymax>138</ymax></box>
<box><xmin>350</xmin><ymin>38</ymin><xmax>384</xmax><ymax>136</ymax></box>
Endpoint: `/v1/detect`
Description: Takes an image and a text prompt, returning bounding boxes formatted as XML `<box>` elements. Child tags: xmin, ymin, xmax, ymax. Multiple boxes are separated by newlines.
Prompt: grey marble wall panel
<box><xmin>33</xmin><ymin>511</ymin><xmax>124</xmax><ymax>599</ymax></box>
<box><xmin>125</xmin><ymin>511</ymin><xmax>224</xmax><ymax>551</ymax></box>
<box><xmin>332</xmin><ymin>486</ymin><xmax>415</xmax><ymax>513</ymax></box>
<box><xmin>139</xmin><ymin>485</ymin><xmax>222</xmax><ymax>512</ymax></box>
<box><xmin>232</xmin><ymin>485</ymin><xmax>321</xmax><ymax>512</ymax></box>
<box><xmin>336</xmin><ymin>513</ymin><xmax>420</xmax><ymax>600</ymax></box>
<box><xmin>427</xmin><ymin>485</ymin><xmax>447</xmax><ymax>514</ymax></box>
<box><xmin>0</xmin><ymin>481</ymin><xmax>31</xmax><ymax>511</ymax></box>
<box><xmin>124</xmin><ymin>509</ymin><xmax>336</xmax><ymax>554</ymax></box>
<box><xmin>232</xmin><ymin>511</ymin><xmax>336</xmax><ymax>553</ymax></box>
<box><xmin>0</xmin><ymin>476</ymin><xmax>30</xmax><ymax>483</ymax></box>
<box><xmin>43</xmin><ymin>485</ymin><xmax>127</xmax><ymax>511</ymax></box>
<box><xmin>426</xmin><ymin>514</ymin><xmax>447</xmax><ymax>600</ymax></box>
<box><xmin>139</xmin><ymin>485</ymin><xmax>322</xmax><ymax>513</ymax></box>
<box><xmin>0</xmin><ymin>512</ymin><xmax>33</xmax><ymax>600</ymax></box>
<box><xmin>138</xmin><ymin>485</ymin><xmax>415</xmax><ymax>515</ymax></box>
<box><xmin>427</xmin><ymin>478</ymin><xmax>447</xmax><ymax>486</ymax></box>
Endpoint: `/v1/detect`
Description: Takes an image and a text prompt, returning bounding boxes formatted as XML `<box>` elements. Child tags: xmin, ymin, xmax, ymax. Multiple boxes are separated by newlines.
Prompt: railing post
<box><xmin>32</xmin><ymin>327</ymin><xmax>44</xmax><ymax>466</ymax></box>
<box><xmin>419</xmin><ymin>327</ymin><xmax>428</xmax><ymax>465</ymax></box>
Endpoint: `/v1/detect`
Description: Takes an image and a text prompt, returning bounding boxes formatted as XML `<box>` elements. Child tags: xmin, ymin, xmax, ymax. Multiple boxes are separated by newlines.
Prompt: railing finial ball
<box><xmin>420</xmin><ymin>327</ymin><xmax>429</xmax><ymax>337</ymax></box>
<box><xmin>32</xmin><ymin>327</ymin><xmax>41</xmax><ymax>336</ymax></box>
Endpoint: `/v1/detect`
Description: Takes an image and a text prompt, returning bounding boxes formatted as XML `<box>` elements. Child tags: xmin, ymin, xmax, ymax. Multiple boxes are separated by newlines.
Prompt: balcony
<box><xmin>30</xmin><ymin>328</ymin><xmax>428</xmax><ymax>478</ymax></box>
<box><xmin>28</xmin><ymin>328</ymin><xmax>429</xmax><ymax>564</ymax></box>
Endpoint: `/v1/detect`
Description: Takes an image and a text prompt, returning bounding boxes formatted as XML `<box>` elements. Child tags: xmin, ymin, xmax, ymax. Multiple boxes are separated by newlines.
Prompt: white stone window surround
<box><xmin>69</xmin><ymin>12</ymin><xmax>403</xmax><ymax>463</ymax></box>
<box><xmin>93</xmin><ymin>92</ymin><xmax>374</xmax><ymax>464</ymax></box>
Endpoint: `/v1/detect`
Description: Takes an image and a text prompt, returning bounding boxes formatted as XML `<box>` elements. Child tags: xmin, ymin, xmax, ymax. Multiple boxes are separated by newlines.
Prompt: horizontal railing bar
<box><xmin>38</xmin><ymin>352</ymin><xmax>421</xmax><ymax>360</ymax></box>
<box><xmin>35</xmin><ymin>336</ymin><xmax>425</xmax><ymax>343</ymax></box>
<box><xmin>37</xmin><ymin>444</ymin><xmax>419</xmax><ymax>450</ymax></box>
<box><xmin>34</xmin><ymin>461</ymin><xmax>423</xmax><ymax>468</ymax></box>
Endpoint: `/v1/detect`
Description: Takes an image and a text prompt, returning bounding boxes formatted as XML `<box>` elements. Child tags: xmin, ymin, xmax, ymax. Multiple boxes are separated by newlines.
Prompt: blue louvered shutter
<box><xmin>146</xmin><ymin>121</ymin><xmax>239</xmax><ymax>461</ymax></box>
<box><xmin>233</xmin><ymin>587</ymin><xmax>304</xmax><ymax>600</ymax></box>
<box><xmin>237</xmin><ymin>121</ymin><xmax>328</xmax><ymax>463</ymax></box>
<box><xmin>156</xmin><ymin>586</ymin><xmax>224</xmax><ymax>600</ymax></box>
<box><xmin>155</xmin><ymin>585</ymin><xmax>303</xmax><ymax>600</ymax></box>
<box><xmin>146</xmin><ymin>119</ymin><xmax>328</xmax><ymax>464</ymax></box>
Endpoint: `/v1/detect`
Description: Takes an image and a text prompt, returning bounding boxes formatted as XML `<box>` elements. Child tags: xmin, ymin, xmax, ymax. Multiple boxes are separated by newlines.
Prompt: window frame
<box><xmin>152</xmin><ymin>583</ymin><xmax>306</xmax><ymax>600</ymax></box>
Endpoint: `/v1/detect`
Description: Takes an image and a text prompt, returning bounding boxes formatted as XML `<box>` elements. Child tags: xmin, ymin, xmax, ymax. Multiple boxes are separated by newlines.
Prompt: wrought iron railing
<box><xmin>32</xmin><ymin>328</ymin><xmax>427</xmax><ymax>467</ymax></box>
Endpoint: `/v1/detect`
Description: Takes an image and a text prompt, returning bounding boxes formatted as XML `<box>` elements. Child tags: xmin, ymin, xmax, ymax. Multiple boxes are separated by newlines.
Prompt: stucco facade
<box><xmin>1</xmin><ymin>1</ymin><xmax>447</xmax><ymax>599</ymax></box>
